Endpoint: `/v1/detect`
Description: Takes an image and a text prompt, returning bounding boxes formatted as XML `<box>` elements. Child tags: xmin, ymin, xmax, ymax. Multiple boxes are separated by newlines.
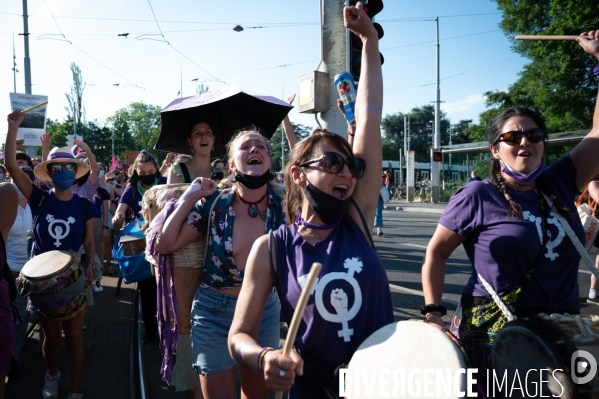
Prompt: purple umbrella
<box><xmin>154</xmin><ymin>86</ymin><xmax>293</xmax><ymax>158</ymax></box>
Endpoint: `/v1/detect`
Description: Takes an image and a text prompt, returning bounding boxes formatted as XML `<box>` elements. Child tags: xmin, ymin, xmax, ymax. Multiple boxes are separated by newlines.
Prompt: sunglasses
<box><xmin>48</xmin><ymin>163</ymin><xmax>78</xmax><ymax>174</ymax></box>
<box><xmin>301</xmin><ymin>151</ymin><xmax>366</xmax><ymax>179</ymax></box>
<box><xmin>494</xmin><ymin>128</ymin><xmax>546</xmax><ymax>146</ymax></box>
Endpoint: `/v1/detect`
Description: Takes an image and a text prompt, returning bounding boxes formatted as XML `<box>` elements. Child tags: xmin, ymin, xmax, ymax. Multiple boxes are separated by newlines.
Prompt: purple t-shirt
<box><xmin>29</xmin><ymin>184</ymin><xmax>95</xmax><ymax>254</ymax></box>
<box><xmin>274</xmin><ymin>217</ymin><xmax>394</xmax><ymax>373</ymax></box>
<box><xmin>119</xmin><ymin>177</ymin><xmax>167</xmax><ymax>218</ymax></box>
<box><xmin>439</xmin><ymin>155</ymin><xmax>584</xmax><ymax>313</ymax></box>
<box><xmin>72</xmin><ymin>177</ymin><xmax>99</xmax><ymax>201</ymax></box>
<box><xmin>93</xmin><ymin>187</ymin><xmax>110</xmax><ymax>219</ymax></box>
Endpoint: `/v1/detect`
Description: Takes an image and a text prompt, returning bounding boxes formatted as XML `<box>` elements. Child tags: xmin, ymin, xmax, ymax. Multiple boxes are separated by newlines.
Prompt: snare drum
<box><xmin>16</xmin><ymin>250</ymin><xmax>87</xmax><ymax>321</ymax></box>
<box><xmin>346</xmin><ymin>320</ymin><xmax>468</xmax><ymax>399</ymax></box>
<box><xmin>492</xmin><ymin>315</ymin><xmax>599</xmax><ymax>398</ymax></box>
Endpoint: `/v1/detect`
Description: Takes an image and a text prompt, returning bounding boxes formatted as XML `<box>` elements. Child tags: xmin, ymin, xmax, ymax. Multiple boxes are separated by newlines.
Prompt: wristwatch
<box><xmin>103</xmin><ymin>225</ymin><xmax>109</xmax><ymax>230</ymax></box>
<box><xmin>419</xmin><ymin>304</ymin><xmax>447</xmax><ymax>316</ymax></box>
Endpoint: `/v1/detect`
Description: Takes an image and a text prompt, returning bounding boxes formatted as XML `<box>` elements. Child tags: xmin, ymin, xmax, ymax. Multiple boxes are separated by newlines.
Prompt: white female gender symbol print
<box><xmin>46</xmin><ymin>214</ymin><xmax>76</xmax><ymax>247</ymax></box>
<box><xmin>299</xmin><ymin>257</ymin><xmax>364</xmax><ymax>342</ymax></box>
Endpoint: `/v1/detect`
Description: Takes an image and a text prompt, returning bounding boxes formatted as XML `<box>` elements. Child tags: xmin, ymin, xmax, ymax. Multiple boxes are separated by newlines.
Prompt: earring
<box><xmin>190</xmin><ymin>146</ymin><xmax>195</xmax><ymax>155</ymax></box>
<box><xmin>211</xmin><ymin>147</ymin><xmax>215</xmax><ymax>152</ymax></box>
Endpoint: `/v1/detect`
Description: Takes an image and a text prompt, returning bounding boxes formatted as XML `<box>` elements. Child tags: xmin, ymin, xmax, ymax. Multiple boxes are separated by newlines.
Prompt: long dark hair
<box><xmin>127</xmin><ymin>150</ymin><xmax>161</xmax><ymax>187</ymax></box>
<box><xmin>284</xmin><ymin>129</ymin><xmax>354</xmax><ymax>224</ymax></box>
<box><xmin>488</xmin><ymin>107</ymin><xmax>571</xmax><ymax>218</ymax></box>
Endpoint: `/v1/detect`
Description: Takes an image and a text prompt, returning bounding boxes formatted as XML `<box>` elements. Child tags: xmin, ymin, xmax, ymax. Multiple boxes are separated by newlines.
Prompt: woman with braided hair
<box><xmin>422</xmin><ymin>29</ymin><xmax>599</xmax><ymax>371</ymax></box>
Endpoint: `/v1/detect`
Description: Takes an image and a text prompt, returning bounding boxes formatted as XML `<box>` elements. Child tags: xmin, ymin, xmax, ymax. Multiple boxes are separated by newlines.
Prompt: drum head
<box><xmin>347</xmin><ymin>321</ymin><xmax>467</xmax><ymax>399</ymax></box>
<box><xmin>21</xmin><ymin>250</ymin><xmax>75</xmax><ymax>280</ymax></box>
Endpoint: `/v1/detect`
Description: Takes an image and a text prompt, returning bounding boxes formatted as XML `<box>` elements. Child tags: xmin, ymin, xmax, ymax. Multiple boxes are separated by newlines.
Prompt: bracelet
<box><xmin>257</xmin><ymin>347</ymin><xmax>274</xmax><ymax>375</ymax></box>
<box><xmin>86</xmin><ymin>263</ymin><xmax>94</xmax><ymax>267</ymax></box>
<box><xmin>420</xmin><ymin>304</ymin><xmax>447</xmax><ymax>316</ymax></box>
<box><xmin>103</xmin><ymin>225</ymin><xmax>109</xmax><ymax>229</ymax></box>
<box><xmin>347</xmin><ymin>132</ymin><xmax>355</xmax><ymax>137</ymax></box>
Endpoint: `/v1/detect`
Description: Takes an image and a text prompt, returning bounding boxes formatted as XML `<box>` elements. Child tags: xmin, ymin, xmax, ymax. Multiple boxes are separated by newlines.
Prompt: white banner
<box><xmin>9</xmin><ymin>93</ymin><xmax>49</xmax><ymax>147</ymax></box>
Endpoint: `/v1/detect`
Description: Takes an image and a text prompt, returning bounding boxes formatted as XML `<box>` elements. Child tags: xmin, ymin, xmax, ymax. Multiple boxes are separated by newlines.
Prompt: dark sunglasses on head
<box><xmin>49</xmin><ymin>163</ymin><xmax>77</xmax><ymax>174</ymax></box>
<box><xmin>301</xmin><ymin>151</ymin><xmax>366</xmax><ymax>179</ymax></box>
<box><xmin>494</xmin><ymin>128</ymin><xmax>546</xmax><ymax>146</ymax></box>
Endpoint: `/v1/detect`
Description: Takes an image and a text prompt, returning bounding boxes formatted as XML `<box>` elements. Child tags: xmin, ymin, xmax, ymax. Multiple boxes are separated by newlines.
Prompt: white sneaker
<box><xmin>93</xmin><ymin>280</ymin><xmax>104</xmax><ymax>293</ymax></box>
<box><xmin>67</xmin><ymin>393</ymin><xmax>84</xmax><ymax>399</ymax></box>
<box><xmin>42</xmin><ymin>369</ymin><xmax>60</xmax><ymax>399</ymax></box>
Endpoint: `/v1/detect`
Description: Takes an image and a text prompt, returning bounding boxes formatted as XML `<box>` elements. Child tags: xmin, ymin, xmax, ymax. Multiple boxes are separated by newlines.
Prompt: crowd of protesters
<box><xmin>1</xmin><ymin>10</ymin><xmax>599</xmax><ymax>399</ymax></box>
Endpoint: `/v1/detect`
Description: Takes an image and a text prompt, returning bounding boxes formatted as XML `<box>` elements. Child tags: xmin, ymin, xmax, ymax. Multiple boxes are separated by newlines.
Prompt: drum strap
<box><xmin>268</xmin><ymin>231</ymin><xmax>281</xmax><ymax>296</ymax></box>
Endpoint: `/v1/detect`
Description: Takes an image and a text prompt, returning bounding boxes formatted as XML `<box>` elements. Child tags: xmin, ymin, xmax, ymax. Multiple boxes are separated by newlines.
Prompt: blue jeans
<box><xmin>191</xmin><ymin>288</ymin><xmax>279</xmax><ymax>375</ymax></box>
<box><xmin>374</xmin><ymin>195</ymin><xmax>384</xmax><ymax>227</ymax></box>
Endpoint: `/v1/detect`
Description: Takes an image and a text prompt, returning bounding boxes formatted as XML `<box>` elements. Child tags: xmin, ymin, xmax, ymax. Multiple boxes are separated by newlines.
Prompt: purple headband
<box><xmin>48</xmin><ymin>152</ymin><xmax>75</xmax><ymax>160</ymax></box>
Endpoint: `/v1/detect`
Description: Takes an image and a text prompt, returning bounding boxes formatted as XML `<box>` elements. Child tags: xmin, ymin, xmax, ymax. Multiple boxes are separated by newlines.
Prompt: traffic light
<box><xmin>348</xmin><ymin>0</ymin><xmax>384</xmax><ymax>82</ymax></box>
<box><xmin>432</xmin><ymin>150</ymin><xmax>442</xmax><ymax>162</ymax></box>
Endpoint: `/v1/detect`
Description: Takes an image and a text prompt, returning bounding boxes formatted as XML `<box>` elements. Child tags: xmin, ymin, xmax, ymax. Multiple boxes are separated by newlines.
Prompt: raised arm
<box><xmin>75</xmin><ymin>139</ymin><xmax>98</xmax><ymax>186</ymax></box>
<box><xmin>344</xmin><ymin>2</ymin><xmax>383</xmax><ymax>223</ymax></box>
<box><xmin>5</xmin><ymin>111</ymin><xmax>33</xmax><ymax>200</ymax></box>
<box><xmin>155</xmin><ymin>177</ymin><xmax>215</xmax><ymax>253</ymax></box>
<box><xmin>572</xmin><ymin>30</ymin><xmax>599</xmax><ymax>190</ymax></box>
<box><xmin>282</xmin><ymin>94</ymin><xmax>299</xmax><ymax>149</ymax></box>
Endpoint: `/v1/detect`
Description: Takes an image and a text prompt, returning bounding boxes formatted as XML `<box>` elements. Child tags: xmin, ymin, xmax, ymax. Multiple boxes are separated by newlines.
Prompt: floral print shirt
<box><xmin>186</xmin><ymin>187</ymin><xmax>285</xmax><ymax>288</ymax></box>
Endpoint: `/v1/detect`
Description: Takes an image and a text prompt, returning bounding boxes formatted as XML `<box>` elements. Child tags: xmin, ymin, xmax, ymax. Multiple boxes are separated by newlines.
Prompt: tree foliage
<box><xmin>269</xmin><ymin>123</ymin><xmax>312</xmax><ymax>172</ymax></box>
<box><xmin>106</xmin><ymin>102</ymin><xmax>162</xmax><ymax>161</ymax></box>
<box><xmin>65</xmin><ymin>63</ymin><xmax>86</xmax><ymax>125</ymax></box>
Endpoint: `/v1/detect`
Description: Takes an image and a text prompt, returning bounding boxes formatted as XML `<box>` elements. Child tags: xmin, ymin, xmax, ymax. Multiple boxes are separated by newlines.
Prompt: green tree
<box><xmin>65</xmin><ymin>63</ymin><xmax>86</xmax><ymax>125</ymax></box>
<box><xmin>269</xmin><ymin>123</ymin><xmax>312</xmax><ymax>172</ymax></box>
<box><xmin>106</xmin><ymin>102</ymin><xmax>162</xmax><ymax>162</ymax></box>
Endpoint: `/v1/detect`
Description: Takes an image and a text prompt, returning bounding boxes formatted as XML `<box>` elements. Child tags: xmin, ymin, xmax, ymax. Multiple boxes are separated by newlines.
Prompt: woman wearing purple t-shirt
<box><xmin>6</xmin><ymin>111</ymin><xmax>96</xmax><ymax>399</ymax></box>
<box><xmin>228</xmin><ymin>4</ymin><xmax>393</xmax><ymax>397</ymax></box>
<box><xmin>422</xmin><ymin>31</ymin><xmax>599</xmax><ymax>370</ymax></box>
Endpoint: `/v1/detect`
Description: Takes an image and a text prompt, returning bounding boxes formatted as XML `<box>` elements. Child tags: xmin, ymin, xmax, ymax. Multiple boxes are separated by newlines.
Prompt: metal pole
<box><xmin>13</xmin><ymin>33</ymin><xmax>17</xmax><ymax>93</ymax></box>
<box><xmin>74</xmin><ymin>102</ymin><xmax>78</xmax><ymax>139</ymax></box>
<box><xmin>111</xmin><ymin>130</ymin><xmax>115</xmax><ymax>160</ymax></box>
<box><xmin>22</xmin><ymin>0</ymin><xmax>36</xmax><ymax>157</ymax></box>
<box><xmin>319</xmin><ymin>0</ymin><xmax>347</xmax><ymax>134</ymax></box>
<box><xmin>403</xmin><ymin>116</ymin><xmax>407</xmax><ymax>162</ymax></box>
<box><xmin>431</xmin><ymin>17</ymin><xmax>441</xmax><ymax>203</ymax></box>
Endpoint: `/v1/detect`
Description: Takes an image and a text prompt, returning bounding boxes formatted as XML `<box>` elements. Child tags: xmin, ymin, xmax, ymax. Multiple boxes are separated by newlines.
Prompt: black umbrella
<box><xmin>154</xmin><ymin>86</ymin><xmax>293</xmax><ymax>158</ymax></box>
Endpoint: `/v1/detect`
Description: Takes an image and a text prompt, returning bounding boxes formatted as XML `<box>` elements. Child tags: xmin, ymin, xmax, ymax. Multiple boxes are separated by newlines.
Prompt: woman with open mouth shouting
<box><xmin>227</xmin><ymin>3</ymin><xmax>393</xmax><ymax>397</ymax></box>
<box><xmin>155</xmin><ymin>127</ymin><xmax>286</xmax><ymax>398</ymax></box>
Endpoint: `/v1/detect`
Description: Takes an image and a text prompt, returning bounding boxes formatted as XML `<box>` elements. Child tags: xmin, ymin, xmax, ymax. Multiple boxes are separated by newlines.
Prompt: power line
<box><xmin>382</xmin><ymin>29</ymin><xmax>500</xmax><ymax>51</ymax></box>
<box><xmin>384</xmin><ymin>56</ymin><xmax>520</xmax><ymax>93</ymax></box>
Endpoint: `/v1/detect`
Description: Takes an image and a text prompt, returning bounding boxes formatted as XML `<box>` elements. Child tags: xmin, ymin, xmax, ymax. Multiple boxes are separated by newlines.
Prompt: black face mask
<box><xmin>303</xmin><ymin>180</ymin><xmax>350</xmax><ymax>225</ymax></box>
<box><xmin>139</xmin><ymin>174</ymin><xmax>157</xmax><ymax>186</ymax></box>
<box><xmin>234</xmin><ymin>171</ymin><xmax>274</xmax><ymax>189</ymax></box>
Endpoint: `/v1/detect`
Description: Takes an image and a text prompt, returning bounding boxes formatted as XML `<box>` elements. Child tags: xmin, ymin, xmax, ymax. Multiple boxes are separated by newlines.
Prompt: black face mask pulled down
<box><xmin>139</xmin><ymin>174</ymin><xmax>157</xmax><ymax>186</ymax></box>
<box><xmin>304</xmin><ymin>181</ymin><xmax>350</xmax><ymax>225</ymax></box>
<box><xmin>233</xmin><ymin>171</ymin><xmax>274</xmax><ymax>189</ymax></box>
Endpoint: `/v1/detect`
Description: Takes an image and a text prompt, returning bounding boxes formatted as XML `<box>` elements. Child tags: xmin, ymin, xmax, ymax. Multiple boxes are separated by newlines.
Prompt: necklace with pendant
<box><xmin>237</xmin><ymin>192</ymin><xmax>268</xmax><ymax>218</ymax></box>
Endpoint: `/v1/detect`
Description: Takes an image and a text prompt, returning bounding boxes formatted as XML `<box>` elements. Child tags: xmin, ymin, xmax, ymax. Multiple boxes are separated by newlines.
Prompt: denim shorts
<box><xmin>191</xmin><ymin>287</ymin><xmax>280</xmax><ymax>375</ymax></box>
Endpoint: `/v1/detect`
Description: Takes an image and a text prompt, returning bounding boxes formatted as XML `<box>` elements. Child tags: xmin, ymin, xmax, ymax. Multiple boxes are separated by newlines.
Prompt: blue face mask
<box><xmin>51</xmin><ymin>170</ymin><xmax>77</xmax><ymax>190</ymax></box>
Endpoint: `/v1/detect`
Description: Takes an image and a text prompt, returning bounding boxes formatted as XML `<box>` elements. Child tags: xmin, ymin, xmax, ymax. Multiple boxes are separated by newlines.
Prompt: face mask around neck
<box><xmin>233</xmin><ymin>171</ymin><xmax>274</xmax><ymax>189</ymax></box>
<box><xmin>303</xmin><ymin>178</ymin><xmax>350</xmax><ymax>225</ymax></box>
<box><xmin>500</xmin><ymin>159</ymin><xmax>546</xmax><ymax>184</ymax></box>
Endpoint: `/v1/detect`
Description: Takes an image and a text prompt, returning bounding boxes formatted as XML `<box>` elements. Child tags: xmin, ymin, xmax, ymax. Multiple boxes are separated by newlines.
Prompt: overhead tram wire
<box><xmin>145</xmin><ymin>0</ymin><xmax>221</xmax><ymax>82</ymax></box>
<box><xmin>40</xmin><ymin>0</ymin><xmax>172</xmax><ymax>99</ymax></box>
<box><xmin>384</xmin><ymin>56</ymin><xmax>521</xmax><ymax>93</ymax></box>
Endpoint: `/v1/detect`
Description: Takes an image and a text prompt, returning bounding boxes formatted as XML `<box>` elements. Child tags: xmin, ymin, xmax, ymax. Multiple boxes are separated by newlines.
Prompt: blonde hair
<box><xmin>221</xmin><ymin>128</ymin><xmax>285</xmax><ymax>199</ymax></box>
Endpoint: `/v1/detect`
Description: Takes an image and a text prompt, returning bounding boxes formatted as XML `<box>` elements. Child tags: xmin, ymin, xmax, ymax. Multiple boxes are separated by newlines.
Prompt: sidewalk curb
<box><xmin>383</xmin><ymin>204</ymin><xmax>445</xmax><ymax>215</ymax></box>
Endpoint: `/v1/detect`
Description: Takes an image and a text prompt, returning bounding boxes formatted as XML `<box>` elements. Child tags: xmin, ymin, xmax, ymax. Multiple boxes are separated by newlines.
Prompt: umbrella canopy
<box><xmin>155</xmin><ymin>86</ymin><xmax>293</xmax><ymax>158</ymax></box>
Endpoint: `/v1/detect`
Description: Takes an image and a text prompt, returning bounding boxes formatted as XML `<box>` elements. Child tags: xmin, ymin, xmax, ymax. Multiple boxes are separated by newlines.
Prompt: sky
<box><xmin>0</xmin><ymin>0</ymin><xmax>529</xmax><ymax>147</ymax></box>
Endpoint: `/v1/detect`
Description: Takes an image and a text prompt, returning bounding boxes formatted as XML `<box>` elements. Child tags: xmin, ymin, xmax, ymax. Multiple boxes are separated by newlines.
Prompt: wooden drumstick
<box><xmin>18</xmin><ymin>101</ymin><xmax>48</xmax><ymax>116</ymax></box>
<box><xmin>274</xmin><ymin>262</ymin><xmax>322</xmax><ymax>399</ymax></box>
<box><xmin>515</xmin><ymin>35</ymin><xmax>585</xmax><ymax>41</ymax></box>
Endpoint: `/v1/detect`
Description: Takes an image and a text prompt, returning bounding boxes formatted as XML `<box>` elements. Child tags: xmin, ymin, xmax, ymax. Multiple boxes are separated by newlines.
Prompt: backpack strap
<box><xmin>32</xmin><ymin>190</ymin><xmax>49</xmax><ymax>231</ymax></box>
<box><xmin>268</xmin><ymin>230</ymin><xmax>281</xmax><ymax>295</ymax></box>
<box><xmin>180</xmin><ymin>162</ymin><xmax>192</xmax><ymax>183</ymax></box>
<box><xmin>81</xmin><ymin>196</ymin><xmax>89</xmax><ymax>220</ymax></box>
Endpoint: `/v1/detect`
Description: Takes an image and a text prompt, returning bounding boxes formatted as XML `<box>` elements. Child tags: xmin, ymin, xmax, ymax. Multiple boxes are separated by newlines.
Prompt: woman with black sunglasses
<box><xmin>422</xmin><ymin>30</ymin><xmax>599</xmax><ymax>373</ymax></box>
<box><xmin>228</xmin><ymin>4</ymin><xmax>393</xmax><ymax>397</ymax></box>
<box><xmin>5</xmin><ymin>111</ymin><xmax>95</xmax><ymax>399</ymax></box>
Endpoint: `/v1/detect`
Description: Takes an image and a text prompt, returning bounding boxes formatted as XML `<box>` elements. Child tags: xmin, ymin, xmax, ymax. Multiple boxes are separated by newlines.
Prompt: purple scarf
<box><xmin>146</xmin><ymin>199</ymin><xmax>179</xmax><ymax>384</ymax></box>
